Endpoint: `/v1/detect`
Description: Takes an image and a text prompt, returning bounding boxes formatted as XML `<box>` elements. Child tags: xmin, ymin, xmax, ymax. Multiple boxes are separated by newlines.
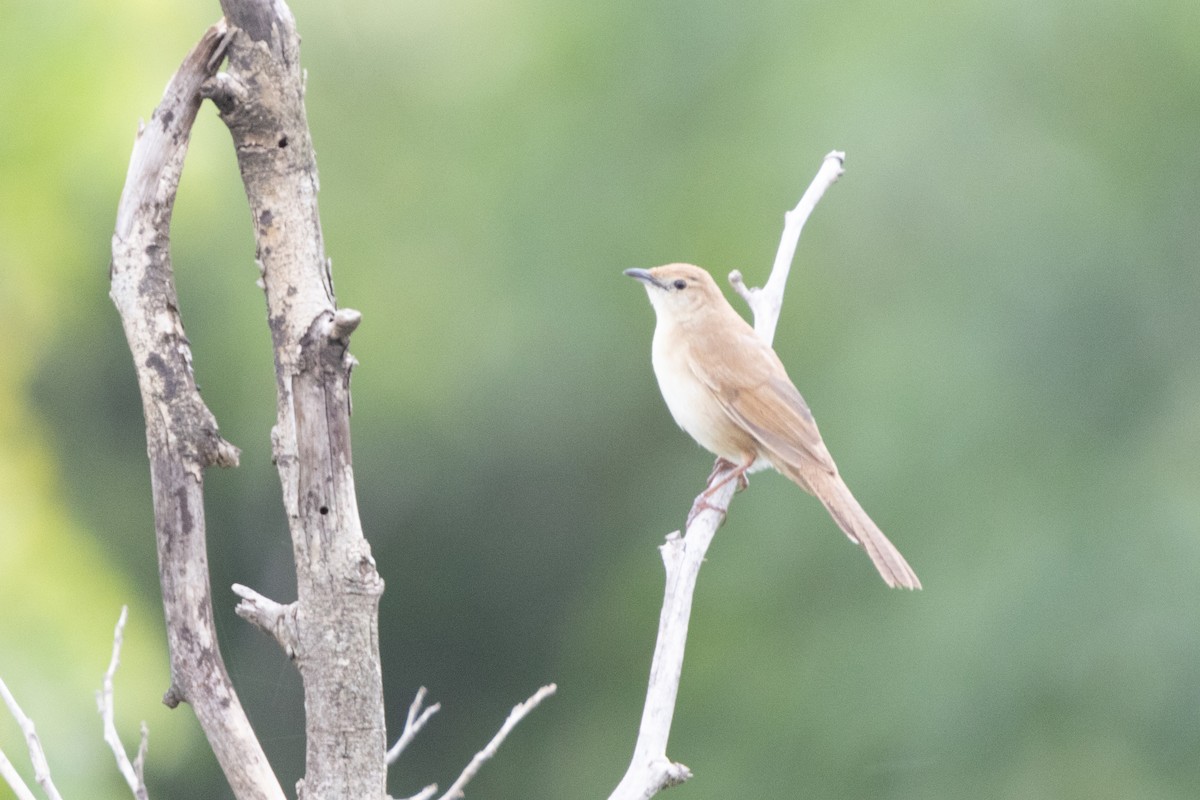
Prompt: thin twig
<box><xmin>0</xmin><ymin>676</ymin><xmax>64</xmax><ymax>800</ymax></box>
<box><xmin>135</xmin><ymin>722</ymin><xmax>150</xmax><ymax>787</ymax></box>
<box><xmin>386</xmin><ymin>686</ymin><xmax>442</xmax><ymax>765</ymax></box>
<box><xmin>397</xmin><ymin>784</ymin><xmax>438</xmax><ymax>800</ymax></box>
<box><xmin>97</xmin><ymin>606</ymin><xmax>149</xmax><ymax>800</ymax></box>
<box><xmin>436</xmin><ymin>684</ymin><xmax>557</xmax><ymax>800</ymax></box>
<box><xmin>0</xmin><ymin>746</ymin><xmax>38</xmax><ymax>800</ymax></box>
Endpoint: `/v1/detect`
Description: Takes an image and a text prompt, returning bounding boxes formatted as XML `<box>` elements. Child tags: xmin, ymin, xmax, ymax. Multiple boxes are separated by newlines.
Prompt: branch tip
<box><xmin>98</xmin><ymin>605</ymin><xmax>148</xmax><ymax>797</ymax></box>
<box><xmin>386</xmin><ymin>687</ymin><xmax>442</xmax><ymax>765</ymax></box>
<box><xmin>435</xmin><ymin>684</ymin><xmax>557</xmax><ymax>800</ymax></box>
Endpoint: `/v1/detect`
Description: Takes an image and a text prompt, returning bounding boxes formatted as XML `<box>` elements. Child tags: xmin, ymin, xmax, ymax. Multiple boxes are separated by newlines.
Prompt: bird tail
<box><xmin>796</xmin><ymin>469</ymin><xmax>922</xmax><ymax>590</ymax></box>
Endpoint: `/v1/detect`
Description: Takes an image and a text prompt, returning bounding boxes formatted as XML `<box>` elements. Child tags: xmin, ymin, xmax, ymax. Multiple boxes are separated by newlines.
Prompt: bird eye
<box><xmin>672</xmin><ymin>279</ymin><xmax>687</xmax><ymax>290</ymax></box>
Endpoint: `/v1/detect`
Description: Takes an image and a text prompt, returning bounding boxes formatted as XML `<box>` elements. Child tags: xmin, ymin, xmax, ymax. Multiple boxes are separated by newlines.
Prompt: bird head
<box><xmin>623</xmin><ymin>263</ymin><xmax>723</xmax><ymax>322</ymax></box>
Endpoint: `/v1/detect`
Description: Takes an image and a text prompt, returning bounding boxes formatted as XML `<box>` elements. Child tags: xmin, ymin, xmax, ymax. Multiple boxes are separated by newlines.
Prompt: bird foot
<box><xmin>706</xmin><ymin>458</ymin><xmax>750</xmax><ymax>493</ymax></box>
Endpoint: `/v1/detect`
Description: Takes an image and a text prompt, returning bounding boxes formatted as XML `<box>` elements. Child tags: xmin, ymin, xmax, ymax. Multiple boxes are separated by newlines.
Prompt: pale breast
<box><xmin>651</xmin><ymin>327</ymin><xmax>757</xmax><ymax>462</ymax></box>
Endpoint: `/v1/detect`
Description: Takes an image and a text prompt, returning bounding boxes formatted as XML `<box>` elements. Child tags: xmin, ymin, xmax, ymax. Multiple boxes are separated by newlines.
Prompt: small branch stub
<box><xmin>329</xmin><ymin>307</ymin><xmax>362</xmax><ymax>340</ymax></box>
<box><xmin>233</xmin><ymin>584</ymin><xmax>300</xmax><ymax>658</ymax></box>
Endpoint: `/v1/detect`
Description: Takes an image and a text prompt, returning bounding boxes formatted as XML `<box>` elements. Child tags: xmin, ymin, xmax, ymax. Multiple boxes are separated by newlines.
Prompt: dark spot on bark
<box><xmin>259</xmin><ymin>209</ymin><xmax>273</xmax><ymax>228</ymax></box>
<box><xmin>145</xmin><ymin>352</ymin><xmax>181</xmax><ymax>401</ymax></box>
<box><xmin>319</xmin><ymin>505</ymin><xmax>329</xmax><ymax>515</ymax></box>
<box><xmin>160</xmin><ymin>109</ymin><xmax>176</xmax><ymax>131</ymax></box>
<box><xmin>278</xmin><ymin>135</ymin><xmax>289</xmax><ymax>148</ymax></box>
<box><xmin>177</xmin><ymin>486</ymin><xmax>194</xmax><ymax>533</ymax></box>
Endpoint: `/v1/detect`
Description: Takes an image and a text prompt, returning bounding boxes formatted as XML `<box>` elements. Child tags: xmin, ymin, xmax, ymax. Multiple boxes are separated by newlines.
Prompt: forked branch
<box><xmin>389</xmin><ymin>684</ymin><xmax>557</xmax><ymax>800</ymax></box>
<box><xmin>96</xmin><ymin>607</ymin><xmax>150</xmax><ymax>800</ymax></box>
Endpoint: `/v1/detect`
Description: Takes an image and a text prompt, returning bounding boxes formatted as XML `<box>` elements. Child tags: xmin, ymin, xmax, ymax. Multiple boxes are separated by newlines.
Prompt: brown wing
<box><xmin>686</xmin><ymin>324</ymin><xmax>836</xmax><ymax>476</ymax></box>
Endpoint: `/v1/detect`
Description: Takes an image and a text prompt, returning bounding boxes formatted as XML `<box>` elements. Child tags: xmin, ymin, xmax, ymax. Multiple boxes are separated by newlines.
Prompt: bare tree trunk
<box><xmin>203</xmin><ymin>1</ymin><xmax>386</xmax><ymax>797</ymax></box>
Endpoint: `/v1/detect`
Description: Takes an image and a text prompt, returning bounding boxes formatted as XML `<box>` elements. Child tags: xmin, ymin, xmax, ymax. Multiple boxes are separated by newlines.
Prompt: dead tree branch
<box><xmin>109</xmin><ymin>19</ymin><xmax>286</xmax><ymax>800</ymax></box>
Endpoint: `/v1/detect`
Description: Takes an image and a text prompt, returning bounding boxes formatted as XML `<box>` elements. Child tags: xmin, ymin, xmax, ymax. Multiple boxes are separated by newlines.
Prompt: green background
<box><xmin>2</xmin><ymin>0</ymin><xmax>1198</xmax><ymax>798</ymax></box>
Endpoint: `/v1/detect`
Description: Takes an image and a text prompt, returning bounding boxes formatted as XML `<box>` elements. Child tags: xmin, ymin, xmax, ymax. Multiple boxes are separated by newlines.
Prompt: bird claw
<box><xmin>706</xmin><ymin>457</ymin><xmax>735</xmax><ymax>484</ymax></box>
<box><xmin>687</xmin><ymin>459</ymin><xmax>751</xmax><ymax>527</ymax></box>
<box><xmin>706</xmin><ymin>458</ymin><xmax>750</xmax><ymax>493</ymax></box>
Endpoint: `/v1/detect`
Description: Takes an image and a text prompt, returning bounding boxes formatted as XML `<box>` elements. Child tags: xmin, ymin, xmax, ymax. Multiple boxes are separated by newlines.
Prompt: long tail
<box><xmin>787</xmin><ymin>467</ymin><xmax>922</xmax><ymax>590</ymax></box>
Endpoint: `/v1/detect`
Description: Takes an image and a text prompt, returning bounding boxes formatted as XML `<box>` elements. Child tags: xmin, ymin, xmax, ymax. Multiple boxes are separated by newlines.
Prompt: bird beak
<box><xmin>624</xmin><ymin>268</ymin><xmax>666</xmax><ymax>290</ymax></box>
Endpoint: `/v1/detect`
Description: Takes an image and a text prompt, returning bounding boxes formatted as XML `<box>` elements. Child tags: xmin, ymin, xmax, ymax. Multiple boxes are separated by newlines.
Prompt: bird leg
<box><xmin>687</xmin><ymin>457</ymin><xmax>753</xmax><ymax>527</ymax></box>
<box><xmin>706</xmin><ymin>457</ymin><xmax>751</xmax><ymax>494</ymax></box>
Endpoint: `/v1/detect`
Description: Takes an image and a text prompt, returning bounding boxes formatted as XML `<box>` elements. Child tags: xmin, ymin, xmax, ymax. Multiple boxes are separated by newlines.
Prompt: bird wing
<box><xmin>686</xmin><ymin>326</ymin><xmax>836</xmax><ymax>476</ymax></box>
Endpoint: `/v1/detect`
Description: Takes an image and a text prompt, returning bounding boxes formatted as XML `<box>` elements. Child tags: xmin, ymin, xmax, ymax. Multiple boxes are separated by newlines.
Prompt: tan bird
<box><xmin>625</xmin><ymin>263</ymin><xmax>921</xmax><ymax>590</ymax></box>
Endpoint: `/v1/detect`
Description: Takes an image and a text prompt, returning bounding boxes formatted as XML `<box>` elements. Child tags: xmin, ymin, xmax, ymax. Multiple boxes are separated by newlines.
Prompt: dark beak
<box><xmin>624</xmin><ymin>268</ymin><xmax>666</xmax><ymax>290</ymax></box>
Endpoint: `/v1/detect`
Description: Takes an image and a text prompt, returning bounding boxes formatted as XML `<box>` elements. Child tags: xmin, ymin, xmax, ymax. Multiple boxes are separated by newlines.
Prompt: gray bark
<box><xmin>111</xmin><ymin>2</ymin><xmax>385</xmax><ymax>797</ymax></box>
<box><xmin>204</xmin><ymin>2</ymin><xmax>386</xmax><ymax>797</ymax></box>
<box><xmin>109</xmin><ymin>21</ymin><xmax>288</xmax><ymax>800</ymax></box>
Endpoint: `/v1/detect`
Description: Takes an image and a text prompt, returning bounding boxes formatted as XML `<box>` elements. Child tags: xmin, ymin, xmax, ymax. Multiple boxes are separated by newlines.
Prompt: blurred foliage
<box><xmin>2</xmin><ymin>0</ymin><xmax>1199</xmax><ymax>798</ymax></box>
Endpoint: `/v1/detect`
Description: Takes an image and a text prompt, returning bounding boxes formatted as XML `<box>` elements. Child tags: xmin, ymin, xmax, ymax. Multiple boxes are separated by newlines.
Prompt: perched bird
<box><xmin>625</xmin><ymin>263</ymin><xmax>921</xmax><ymax>589</ymax></box>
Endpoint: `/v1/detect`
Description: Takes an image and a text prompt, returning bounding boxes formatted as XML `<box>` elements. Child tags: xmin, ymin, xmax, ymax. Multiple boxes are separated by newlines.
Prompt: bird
<box><xmin>625</xmin><ymin>263</ymin><xmax>921</xmax><ymax>590</ymax></box>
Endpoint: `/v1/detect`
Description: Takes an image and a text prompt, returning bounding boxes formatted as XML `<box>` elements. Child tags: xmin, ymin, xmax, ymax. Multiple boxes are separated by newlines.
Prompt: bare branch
<box><xmin>0</xmin><ymin>747</ymin><xmax>38</xmax><ymax>800</ymax></box>
<box><xmin>613</xmin><ymin>153</ymin><xmax>846</xmax><ymax>799</ymax></box>
<box><xmin>436</xmin><ymin>684</ymin><xmax>557</xmax><ymax>800</ymax></box>
<box><xmin>203</xmin><ymin>1</ymin><xmax>387</xmax><ymax>795</ymax></box>
<box><xmin>110</xmin><ymin>20</ymin><xmax>286</xmax><ymax>800</ymax></box>
<box><xmin>134</xmin><ymin>722</ymin><xmax>150</xmax><ymax>788</ymax></box>
<box><xmin>397</xmin><ymin>785</ymin><xmax>438</xmax><ymax>800</ymax></box>
<box><xmin>730</xmin><ymin>150</ymin><xmax>846</xmax><ymax>344</ymax></box>
<box><xmin>97</xmin><ymin>606</ymin><xmax>150</xmax><ymax>800</ymax></box>
<box><xmin>0</xmin><ymin>676</ymin><xmax>64</xmax><ymax>800</ymax></box>
<box><xmin>386</xmin><ymin>687</ymin><xmax>442</xmax><ymax>766</ymax></box>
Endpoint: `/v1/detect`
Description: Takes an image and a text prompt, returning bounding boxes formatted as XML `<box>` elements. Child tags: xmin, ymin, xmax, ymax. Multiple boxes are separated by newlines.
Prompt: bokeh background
<box><xmin>2</xmin><ymin>0</ymin><xmax>1198</xmax><ymax>797</ymax></box>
